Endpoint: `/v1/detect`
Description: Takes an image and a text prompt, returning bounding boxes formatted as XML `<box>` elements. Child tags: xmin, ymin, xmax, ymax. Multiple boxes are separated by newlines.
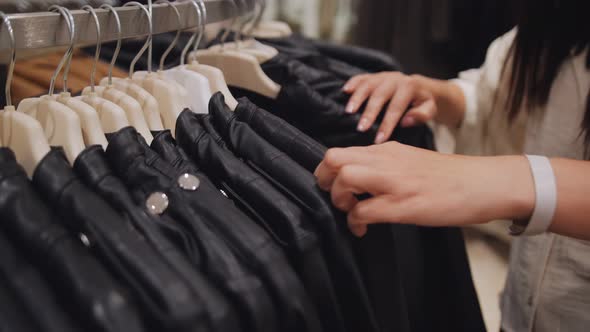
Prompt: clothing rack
<box><xmin>0</xmin><ymin>0</ymin><xmax>254</xmax><ymax>63</ymax></box>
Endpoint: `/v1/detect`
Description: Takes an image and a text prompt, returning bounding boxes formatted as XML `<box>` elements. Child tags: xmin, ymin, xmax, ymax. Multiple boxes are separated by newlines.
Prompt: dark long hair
<box><xmin>502</xmin><ymin>0</ymin><xmax>590</xmax><ymax>155</ymax></box>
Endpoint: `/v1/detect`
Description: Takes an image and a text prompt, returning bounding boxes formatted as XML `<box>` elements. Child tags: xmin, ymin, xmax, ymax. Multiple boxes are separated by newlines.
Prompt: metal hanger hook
<box><xmin>124</xmin><ymin>1</ymin><xmax>153</xmax><ymax>75</ymax></box>
<box><xmin>193</xmin><ymin>0</ymin><xmax>207</xmax><ymax>52</ymax></box>
<box><xmin>81</xmin><ymin>5</ymin><xmax>101</xmax><ymax>93</ymax></box>
<box><xmin>100</xmin><ymin>4</ymin><xmax>122</xmax><ymax>85</ymax></box>
<box><xmin>245</xmin><ymin>0</ymin><xmax>265</xmax><ymax>37</ymax></box>
<box><xmin>220</xmin><ymin>0</ymin><xmax>240</xmax><ymax>46</ymax></box>
<box><xmin>181</xmin><ymin>0</ymin><xmax>204</xmax><ymax>65</ymax></box>
<box><xmin>0</xmin><ymin>12</ymin><xmax>16</xmax><ymax>107</ymax></box>
<box><xmin>155</xmin><ymin>0</ymin><xmax>182</xmax><ymax>71</ymax></box>
<box><xmin>48</xmin><ymin>5</ymin><xmax>76</xmax><ymax>96</ymax></box>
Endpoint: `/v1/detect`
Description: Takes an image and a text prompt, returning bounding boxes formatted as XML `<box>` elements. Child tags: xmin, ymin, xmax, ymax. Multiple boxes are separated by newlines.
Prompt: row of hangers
<box><xmin>0</xmin><ymin>0</ymin><xmax>292</xmax><ymax>178</ymax></box>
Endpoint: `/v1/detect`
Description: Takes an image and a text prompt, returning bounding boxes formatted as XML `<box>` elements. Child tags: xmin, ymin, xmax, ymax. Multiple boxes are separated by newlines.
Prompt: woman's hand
<box><xmin>314</xmin><ymin>142</ymin><xmax>535</xmax><ymax>237</ymax></box>
<box><xmin>343</xmin><ymin>72</ymin><xmax>438</xmax><ymax>144</ymax></box>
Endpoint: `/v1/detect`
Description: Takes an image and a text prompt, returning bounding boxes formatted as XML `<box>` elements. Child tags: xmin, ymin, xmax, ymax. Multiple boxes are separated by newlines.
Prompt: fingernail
<box><xmin>357</xmin><ymin>118</ymin><xmax>368</xmax><ymax>132</ymax></box>
<box><xmin>401</xmin><ymin>117</ymin><xmax>416</xmax><ymax>127</ymax></box>
<box><xmin>375</xmin><ymin>132</ymin><xmax>386</xmax><ymax>144</ymax></box>
<box><xmin>342</xmin><ymin>84</ymin><xmax>351</xmax><ymax>91</ymax></box>
<box><xmin>345</xmin><ymin>103</ymin><xmax>355</xmax><ymax>114</ymax></box>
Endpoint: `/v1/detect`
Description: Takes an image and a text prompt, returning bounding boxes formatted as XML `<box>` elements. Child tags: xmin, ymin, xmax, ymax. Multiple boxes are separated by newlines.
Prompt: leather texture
<box><xmin>199</xmin><ymin>107</ymin><xmax>345</xmax><ymax>332</ymax></box>
<box><xmin>229</xmin><ymin>65</ymin><xmax>435</xmax><ymax>149</ymax></box>
<box><xmin>74</xmin><ymin>145</ymin><xmax>237</xmax><ymax>332</ymax></box>
<box><xmin>0</xmin><ymin>148</ymin><xmax>145</xmax><ymax>332</ymax></box>
<box><xmin>234</xmin><ymin>97</ymin><xmax>327</xmax><ymax>172</ymax></box>
<box><xmin>0</xmin><ymin>229</ymin><xmax>78</xmax><ymax>332</ymax></box>
<box><xmin>0</xmin><ymin>278</ymin><xmax>41</xmax><ymax>332</ymax></box>
<box><xmin>209</xmin><ymin>92</ymin><xmax>382</xmax><ymax>332</ymax></box>
<box><xmin>176</xmin><ymin>111</ymin><xmax>325</xmax><ymax>332</ymax></box>
<box><xmin>32</xmin><ymin>148</ymin><xmax>205</xmax><ymax>331</ymax></box>
<box><xmin>106</xmin><ymin>128</ymin><xmax>272</xmax><ymax>332</ymax></box>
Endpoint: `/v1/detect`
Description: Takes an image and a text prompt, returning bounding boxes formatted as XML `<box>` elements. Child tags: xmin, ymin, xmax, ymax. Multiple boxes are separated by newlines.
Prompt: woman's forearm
<box><xmin>414</xmin><ymin>75</ymin><xmax>467</xmax><ymax>128</ymax></box>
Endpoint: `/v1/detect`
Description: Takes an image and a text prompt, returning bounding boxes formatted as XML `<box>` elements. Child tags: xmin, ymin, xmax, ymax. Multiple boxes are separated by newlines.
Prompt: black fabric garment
<box><xmin>209</xmin><ymin>93</ymin><xmax>380</xmax><ymax>332</ymax></box>
<box><xmin>0</xmin><ymin>148</ymin><xmax>144</xmax><ymax>332</ymax></box>
<box><xmin>200</xmin><ymin>110</ymin><xmax>347</xmax><ymax>332</ymax></box>
<box><xmin>232</xmin><ymin>101</ymin><xmax>483</xmax><ymax>332</ymax></box>
<box><xmin>176</xmin><ymin>112</ymin><xmax>325</xmax><ymax>332</ymax></box>
<box><xmin>0</xmin><ymin>230</ymin><xmax>77</xmax><ymax>332</ymax></box>
<box><xmin>114</xmin><ymin>128</ymin><xmax>276</xmax><ymax>332</ymax></box>
<box><xmin>0</xmin><ymin>278</ymin><xmax>41</xmax><ymax>332</ymax></box>
<box><xmin>74</xmin><ymin>145</ymin><xmax>239</xmax><ymax>332</ymax></box>
<box><xmin>234</xmin><ymin>97</ymin><xmax>326</xmax><ymax>172</ymax></box>
<box><xmin>104</xmin><ymin>127</ymin><xmax>290</xmax><ymax>332</ymax></box>
<box><xmin>228</xmin><ymin>66</ymin><xmax>434</xmax><ymax>150</ymax></box>
<box><xmin>32</xmin><ymin>148</ymin><xmax>207</xmax><ymax>331</ymax></box>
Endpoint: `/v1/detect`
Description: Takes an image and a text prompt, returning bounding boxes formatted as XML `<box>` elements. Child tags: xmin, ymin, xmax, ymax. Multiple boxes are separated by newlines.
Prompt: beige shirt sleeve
<box><xmin>450</xmin><ymin>28</ymin><xmax>518</xmax><ymax>156</ymax></box>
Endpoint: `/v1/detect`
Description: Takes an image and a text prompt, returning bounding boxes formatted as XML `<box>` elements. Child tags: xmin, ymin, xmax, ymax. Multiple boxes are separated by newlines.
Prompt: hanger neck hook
<box><xmin>194</xmin><ymin>0</ymin><xmax>207</xmax><ymax>53</ymax></box>
<box><xmin>0</xmin><ymin>12</ymin><xmax>15</xmax><ymax>108</ymax></box>
<box><xmin>81</xmin><ymin>5</ymin><xmax>101</xmax><ymax>93</ymax></box>
<box><xmin>48</xmin><ymin>5</ymin><xmax>75</xmax><ymax>96</ymax></box>
<box><xmin>100</xmin><ymin>4</ymin><xmax>122</xmax><ymax>86</ymax></box>
<box><xmin>181</xmin><ymin>0</ymin><xmax>203</xmax><ymax>65</ymax></box>
<box><xmin>155</xmin><ymin>0</ymin><xmax>182</xmax><ymax>71</ymax></box>
<box><xmin>124</xmin><ymin>1</ymin><xmax>152</xmax><ymax>75</ymax></box>
<box><xmin>236</xmin><ymin>0</ymin><xmax>253</xmax><ymax>42</ymax></box>
<box><xmin>220</xmin><ymin>0</ymin><xmax>240</xmax><ymax>46</ymax></box>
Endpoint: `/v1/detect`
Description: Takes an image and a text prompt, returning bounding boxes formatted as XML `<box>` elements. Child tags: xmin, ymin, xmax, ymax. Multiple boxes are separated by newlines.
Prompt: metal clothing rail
<box><xmin>0</xmin><ymin>0</ymin><xmax>253</xmax><ymax>62</ymax></box>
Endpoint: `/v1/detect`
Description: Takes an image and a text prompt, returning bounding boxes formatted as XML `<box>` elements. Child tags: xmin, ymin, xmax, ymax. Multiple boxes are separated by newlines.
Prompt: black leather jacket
<box><xmin>74</xmin><ymin>145</ymin><xmax>240</xmax><ymax>332</ymax></box>
<box><xmin>233</xmin><ymin>97</ymin><xmax>327</xmax><ymax>172</ymax></box>
<box><xmin>0</xmin><ymin>229</ymin><xmax>78</xmax><ymax>332</ymax></box>
<box><xmin>105</xmin><ymin>127</ymin><xmax>285</xmax><ymax>332</ymax></box>
<box><xmin>32</xmin><ymin>148</ymin><xmax>207</xmax><ymax>331</ymax></box>
<box><xmin>209</xmin><ymin>93</ymin><xmax>381</xmax><ymax>332</ymax></box>
<box><xmin>0</xmin><ymin>148</ymin><xmax>145</xmax><ymax>332</ymax></box>
<box><xmin>176</xmin><ymin>111</ymin><xmax>324</xmax><ymax>332</ymax></box>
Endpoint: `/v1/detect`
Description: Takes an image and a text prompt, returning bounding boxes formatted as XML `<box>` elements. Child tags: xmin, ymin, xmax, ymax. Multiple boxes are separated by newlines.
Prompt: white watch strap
<box><xmin>515</xmin><ymin>155</ymin><xmax>558</xmax><ymax>236</ymax></box>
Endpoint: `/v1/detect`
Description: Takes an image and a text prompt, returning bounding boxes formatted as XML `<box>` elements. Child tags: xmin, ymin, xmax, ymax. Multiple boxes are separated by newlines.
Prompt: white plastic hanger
<box><xmin>16</xmin><ymin>6</ymin><xmax>86</xmax><ymax>166</ymax></box>
<box><xmin>142</xmin><ymin>0</ymin><xmax>212</xmax><ymax>114</ymax></box>
<box><xmin>206</xmin><ymin>0</ymin><xmax>278</xmax><ymax>63</ymax></box>
<box><xmin>0</xmin><ymin>12</ymin><xmax>51</xmax><ymax>177</ymax></box>
<box><xmin>120</xmin><ymin>1</ymin><xmax>187</xmax><ymax>133</ymax></box>
<box><xmin>98</xmin><ymin>4</ymin><xmax>164</xmax><ymax>131</ymax></box>
<box><xmin>79</xmin><ymin>5</ymin><xmax>152</xmax><ymax>145</ymax></box>
<box><xmin>194</xmin><ymin>0</ymin><xmax>281</xmax><ymax>100</ymax></box>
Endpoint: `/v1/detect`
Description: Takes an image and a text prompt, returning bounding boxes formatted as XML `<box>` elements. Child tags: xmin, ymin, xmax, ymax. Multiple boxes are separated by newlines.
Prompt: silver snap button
<box><xmin>178</xmin><ymin>173</ymin><xmax>200</xmax><ymax>191</ymax></box>
<box><xmin>146</xmin><ymin>192</ymin><xmax>169</xmax><ymax>215</ymax></box>
<box><xmin>219</xmin><ymin>189</ymin><xmax>229</xmax><ymax>198</ymax></box>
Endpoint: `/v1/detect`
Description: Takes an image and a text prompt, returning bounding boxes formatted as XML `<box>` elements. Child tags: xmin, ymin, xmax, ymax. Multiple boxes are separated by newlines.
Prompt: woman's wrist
<box><xmin>476</xmin><ymin>155</ymin><xmax>536</xmax><ymax>222</ymax></box>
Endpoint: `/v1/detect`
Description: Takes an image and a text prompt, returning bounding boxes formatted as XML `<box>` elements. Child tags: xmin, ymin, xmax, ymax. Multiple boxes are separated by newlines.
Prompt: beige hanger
<box><xmin>75</xmin><ymin>5</ymin><xmax>152</xmax><ymax>144</ymax></box>
<box><xmin>246</xmin><ymin>0</ymin><xmax>292</xmax><ymax>38</ymax></box>
<box><xmin>207</xmin><ymin>0</ymin><xmax>278</xmax><ymax>63</ymax></box>
<box><xmin>113</xmin><ymin>2</ymin><xmax>186</xmax><ymax>134</ymax></box>
<box><xmin>194</xmin><ymin>0</ymin><xmax>280</xmax><ymax>100</ymax></box>
<box><xmin>16</xmin><ymin>6</ymin><xmax>86</xmax><ymax>166</ymax></box>
<box><xmin>97</xmin><ymin>4</ymin><xmax>164</xmax><ymax>132</ymax></box>
<box><xmin>0</xmin><ymin>12</ymin><xmax>50</xmax><ymax>177</ymax></box>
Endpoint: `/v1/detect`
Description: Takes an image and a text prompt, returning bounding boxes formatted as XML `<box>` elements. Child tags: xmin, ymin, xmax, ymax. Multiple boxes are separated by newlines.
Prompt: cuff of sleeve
<box><xmin>510</xmin><ymin>155</ymin><xmax>557</xmax><ymax>236</ymax></box>
<box><xmin>450</xmin><ymin>75</ymin><xmax>478</xmax><ymax>128</ymax></box>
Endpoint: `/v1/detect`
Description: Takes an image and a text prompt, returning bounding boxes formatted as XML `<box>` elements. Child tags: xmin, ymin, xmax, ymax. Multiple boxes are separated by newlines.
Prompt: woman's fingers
<box><xmin>372</xmin><ymin>83</ymin><xmax>417</xmax><ymax>143</ymax></box>
<box><xmin>400</xmin><ymin>98</ymin><xmax>437</xmax><ymax>128</ymax></box>
<box><xmin>345</xmin><ymin>79</ymin><xmax>377</xmax><ymax>114</ymax></box>
<box><xmin>342</xmin><ymin>74</ymin><xmax>370</xmax><ymax>93</ymax></box>
<box><xmin>357</xmin><ymin>80</ymin><xmax>398</xmax><ymax>133</ymax></box>
<box><xmin>347</xmin><ymin>195</ymin><xmax>415</xmax><ymax>236</ymax></box>
<box><xmin>315</xmin><ymin>147</ymin><xmax>384</xmax><ymax>191</ymax></box>
<box><xmin>329</xmin><ymin>165</ymin><xmax>391</xmax><ymax>211</ymax></box>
